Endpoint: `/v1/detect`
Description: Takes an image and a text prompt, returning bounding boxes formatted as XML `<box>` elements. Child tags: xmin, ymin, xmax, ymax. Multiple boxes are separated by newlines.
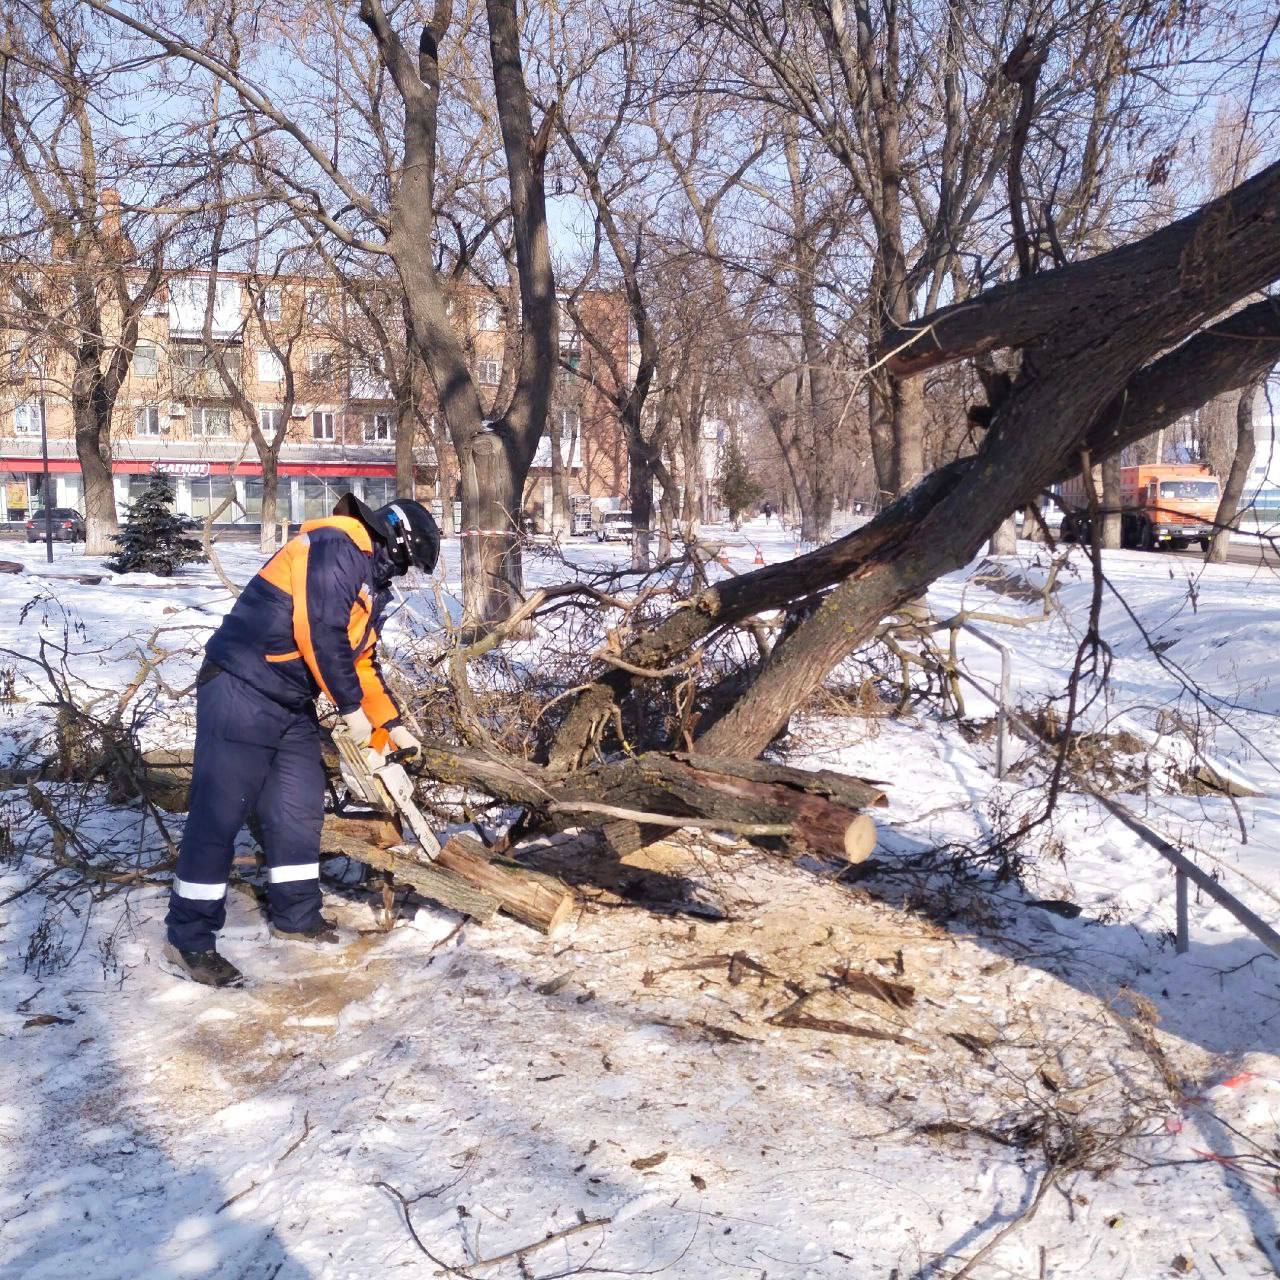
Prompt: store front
<box><xmin>0</xmin><ymin>457</ymin><xmax>414</xmax><ymax>527</ymax></box>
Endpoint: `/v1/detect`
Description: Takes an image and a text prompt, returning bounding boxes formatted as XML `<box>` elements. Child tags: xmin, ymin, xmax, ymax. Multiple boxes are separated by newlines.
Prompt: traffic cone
<box><xmin>753</xmin><ymin>547</ymin><xmax>765</xmax><ymax>565</ymax></box>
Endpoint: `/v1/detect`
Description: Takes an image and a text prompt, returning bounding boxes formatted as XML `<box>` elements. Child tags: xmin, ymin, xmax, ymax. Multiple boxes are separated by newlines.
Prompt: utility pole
<box><xmin>38</xmin><ymin>367</ymin><xmax>52</xmax><ymax>563</ymax></box>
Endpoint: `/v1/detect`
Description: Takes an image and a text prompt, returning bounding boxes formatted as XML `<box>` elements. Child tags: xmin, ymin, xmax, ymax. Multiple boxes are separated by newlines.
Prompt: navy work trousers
<box><xmin>166</xmin><ymin>666</ymin><xmax>326</xmax><ymax>953</ymax></box>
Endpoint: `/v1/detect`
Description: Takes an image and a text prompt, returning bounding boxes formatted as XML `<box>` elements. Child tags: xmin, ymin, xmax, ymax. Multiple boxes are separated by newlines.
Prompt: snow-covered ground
<box><xmin>4</xmin><ymin>521</ymin><xmax>1280</xmax><ymax>1279</ymax></box>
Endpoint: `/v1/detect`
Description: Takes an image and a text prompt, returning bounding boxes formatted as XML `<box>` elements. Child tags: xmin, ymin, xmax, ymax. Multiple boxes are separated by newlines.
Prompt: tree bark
<box><xmin>74</xmin><ymin>393</ymin><xmax>119</xmax><ymax>557</ymax></box>
<box><xmin>628</xmin><ymin>425</ymin><xmax>654</xmax><ymax>570</ymax></box>
<box><xmin>1207</xmin><ymin>379</ymin><xmax>1264</xmax><ymax>563</ymax></box>
<box><xmin>260</xmin><ymin>454</ymin><xmax>281</xmax><ymax>554</ymax></box>
<box><xmin>1100</xmin><ymin>454</ymin><xmax>1122</xmax><ymax>549</ymax></box>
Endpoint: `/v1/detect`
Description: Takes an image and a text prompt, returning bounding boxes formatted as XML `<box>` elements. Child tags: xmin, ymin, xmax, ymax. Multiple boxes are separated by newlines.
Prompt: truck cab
<box><xmin>1060</xmin><ymin>463</ymin><xmax>1221</xmax><ymax>551</ymax></box>
<box><xmin>1121</xmin><ymin>465</ymin><xmax>1221</xmax><ymax>550</ymax></box>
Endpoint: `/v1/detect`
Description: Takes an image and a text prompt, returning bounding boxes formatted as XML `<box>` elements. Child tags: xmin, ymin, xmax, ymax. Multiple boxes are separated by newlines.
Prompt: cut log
<box><xmin>436</xmin><ymin>835</ymin><xmax>576</xmax><ymax>934</ymax></box>
<box><xmin>319</xmin><ymin>814</ymin><xmax>574</xmax><ymax>935</ymax></box>
<box><xmin>321</xmin><ymin>822</ymin><xmax>500</xmax><ymax>922</ymax></box>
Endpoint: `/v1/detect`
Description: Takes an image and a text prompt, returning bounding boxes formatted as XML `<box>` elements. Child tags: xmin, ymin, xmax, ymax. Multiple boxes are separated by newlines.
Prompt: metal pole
<box><xmin>963</xmin><ymin>623</ymin><xmax>1013</xmax><ymax>779</ymax></box>
<box><xmin>996</xmin><ymin>645</ymin><xmax>1010</xmax><ymax>779</ymax></box>
<box><xmin>38</xmin><ymin>379</ymin><xmax>52</xmax><ymax>564</ymax></box>
<box><xmin>1175</xmin><ymin>868</ymin><xmax>1189</xmax><ymax>954</ymax></box>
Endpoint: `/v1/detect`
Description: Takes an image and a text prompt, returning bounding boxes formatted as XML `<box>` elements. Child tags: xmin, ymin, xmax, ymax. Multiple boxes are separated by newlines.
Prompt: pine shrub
<box><xmin>107</xmin><ymin>474</ymin><xmax>206</xmax><ymax>576</ymax></box>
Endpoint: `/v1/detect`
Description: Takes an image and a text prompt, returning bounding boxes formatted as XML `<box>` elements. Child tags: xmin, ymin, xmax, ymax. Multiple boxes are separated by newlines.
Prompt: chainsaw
<box><xmin>329</xmin><ymin>722</ymin><xmax>442</xmax><ymax>859</ymax></box>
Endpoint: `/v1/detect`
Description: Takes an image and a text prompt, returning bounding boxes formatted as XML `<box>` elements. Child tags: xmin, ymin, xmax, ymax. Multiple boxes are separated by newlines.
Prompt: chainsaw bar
<box><xmin>330</xmin><ymin>724</ymin><xmax>442</xmax><ymax>860</ymax></box>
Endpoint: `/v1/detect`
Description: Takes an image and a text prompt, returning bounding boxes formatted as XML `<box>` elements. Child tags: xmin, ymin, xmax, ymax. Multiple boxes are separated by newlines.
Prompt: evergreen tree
<box><xmin>107</xmin><ymin>474</ymin><xmax>207</xmax><ymax>576</ymax></box>
<box><xmin>717</xmin><ymin>433</ymin><xmax>763</xmax><ymax>527</ymax></box>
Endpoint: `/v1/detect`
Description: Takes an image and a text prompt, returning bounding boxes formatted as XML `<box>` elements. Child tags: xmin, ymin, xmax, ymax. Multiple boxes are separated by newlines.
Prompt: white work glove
<box><xmin>342</xmin><ymin>708</ymin><xmax>383</xmax><ymax>770</ymax></box>
<box><xmin>389</xmin><ymin>725</ymin><xmax>421</xmax><ymax>757</ymax></box>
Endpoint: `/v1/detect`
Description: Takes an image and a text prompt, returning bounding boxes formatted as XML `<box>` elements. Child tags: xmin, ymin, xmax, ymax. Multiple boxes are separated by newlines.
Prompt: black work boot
<box><xmin>164</xmin><ymin>941</ymin><xmax>246</xmax><ymax>988</ymax></box>
<box><xmin>269</xmin><ymin>915</ymin><xmax>341</xmax><ymax>945</ymax></box>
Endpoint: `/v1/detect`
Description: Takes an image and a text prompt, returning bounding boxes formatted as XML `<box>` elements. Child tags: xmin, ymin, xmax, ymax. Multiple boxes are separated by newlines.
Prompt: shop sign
<box><xmin>151</xmin><ymin>461</ymin><xmax>210</xmax><ymax>478</ymax></box>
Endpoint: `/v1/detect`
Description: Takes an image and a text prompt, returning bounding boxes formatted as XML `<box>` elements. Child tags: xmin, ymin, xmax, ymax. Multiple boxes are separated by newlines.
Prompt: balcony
<box><xmin>171</xmin><ymin>365</ymin><xmax>237</xmax><ymax>399</ymax></box>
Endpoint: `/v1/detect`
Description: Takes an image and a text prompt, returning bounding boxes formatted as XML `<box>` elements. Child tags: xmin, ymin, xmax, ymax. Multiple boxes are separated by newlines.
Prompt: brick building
<box><xmin>1</xmin><ymin>267</ymin><xmax>630</xmax><ymax>529</ymax></box>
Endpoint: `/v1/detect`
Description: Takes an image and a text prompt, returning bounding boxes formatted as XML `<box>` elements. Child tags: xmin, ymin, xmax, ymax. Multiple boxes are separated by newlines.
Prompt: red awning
<box><xmin>0</xmin><ymin>458</ymin><xmax>401</xmax><ymax>478</ymax></box>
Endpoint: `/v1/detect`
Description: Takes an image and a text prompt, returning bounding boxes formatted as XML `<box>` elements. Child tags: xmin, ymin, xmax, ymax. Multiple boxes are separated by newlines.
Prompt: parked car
<box><xmin>25</xmin><ymin>508</ymin><xmax>86</xmax><ymax>543</ymax></box>
<box><xmin>595</xmin><ymin>509</ymin><xmax>633</xmax><ymax>542</ymax></box>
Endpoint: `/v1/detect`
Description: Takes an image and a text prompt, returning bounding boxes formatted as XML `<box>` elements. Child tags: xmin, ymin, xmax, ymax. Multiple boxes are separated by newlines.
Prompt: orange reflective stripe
<box><xmin>299</xmin><ymin>515</ymin><xmax>372</xmax><ymax>554</ymax></box>
<box><xmin>356</xmin><ymin>629</ymin><xmax>399</xmax><ymax>728</ymax></box>
<box><xmin>288</xmin><ymin>534</ymin><xmax>334</xmax><ymax>701</ymax></box>
<box><xmin>265</xmin><ymin>649</ymin><xmax>301</xmax><ymax>663</ymax></box>
<box><xmin>348</xmin><ymin>585</ymin><xmax>373</xmax><ymax>652</ymax></box>
<box><xmin>258</xmin><ymin>545</ymin><xmax>294</xmax><ymax>594</ymax></box>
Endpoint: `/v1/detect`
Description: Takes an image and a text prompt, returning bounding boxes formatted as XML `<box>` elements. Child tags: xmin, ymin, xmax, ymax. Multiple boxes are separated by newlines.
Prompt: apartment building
<box><xmin>1</xmin><ymin>268</ymin><xmax>629</xmax><ymax>529</ymax></box>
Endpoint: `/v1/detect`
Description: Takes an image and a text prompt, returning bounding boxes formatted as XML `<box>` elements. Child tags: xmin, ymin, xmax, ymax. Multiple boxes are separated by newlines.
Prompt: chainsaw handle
<box><xmin>385</xmin><ymin>746</ymin><xmax>420</xmax><ymax>768</ymax></box>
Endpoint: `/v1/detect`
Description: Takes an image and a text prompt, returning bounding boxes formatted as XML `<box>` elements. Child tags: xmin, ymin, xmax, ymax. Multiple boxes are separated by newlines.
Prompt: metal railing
<box><xmin>954</xmin><ymin>623</ymin><xmax>1280</xmax><ymax>958</ymax></box>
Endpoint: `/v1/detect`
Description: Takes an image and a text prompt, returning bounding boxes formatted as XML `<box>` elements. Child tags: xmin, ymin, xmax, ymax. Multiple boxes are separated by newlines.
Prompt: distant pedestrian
<box><xmin>762</xmin><ymin>501</ymin><xmax>774</xmax><ymax>524</ymax></box>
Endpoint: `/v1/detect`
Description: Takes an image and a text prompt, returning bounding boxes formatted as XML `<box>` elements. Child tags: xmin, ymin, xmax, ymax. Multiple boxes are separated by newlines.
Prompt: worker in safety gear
<box><xmin>164</xmin><ymin>494</ymin><xmax>441</xmax><ymax>987</ymax></box>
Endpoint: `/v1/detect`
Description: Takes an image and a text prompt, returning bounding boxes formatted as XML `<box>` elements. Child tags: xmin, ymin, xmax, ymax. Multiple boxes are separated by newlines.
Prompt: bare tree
<box><xmin>90</xmin><ymin>0</ymin><xmax>557</xmax><ymax>625</ymax></box>
<box><xmin>0</xmin><ymin>3</ymin><xmax>211</xmax><ymax>553</ymax></box>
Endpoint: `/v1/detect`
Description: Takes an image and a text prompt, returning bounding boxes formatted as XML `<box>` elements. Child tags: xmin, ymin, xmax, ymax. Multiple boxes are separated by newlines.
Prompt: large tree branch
<box><xmin>878</xmin><ymin>159</ymin><xmax>1280</xmax><ymax>376</ymax></box>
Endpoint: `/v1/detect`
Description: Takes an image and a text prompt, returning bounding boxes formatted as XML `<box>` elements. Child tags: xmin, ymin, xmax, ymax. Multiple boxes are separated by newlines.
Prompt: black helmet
<box><xmin>334</xmin><ymin>493</ymin><xmax>441</xmax><ymax>574</ymax></box>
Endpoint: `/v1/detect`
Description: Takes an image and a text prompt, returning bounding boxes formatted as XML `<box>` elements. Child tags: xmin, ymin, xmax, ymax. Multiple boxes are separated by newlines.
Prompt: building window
<box><xmin>477</xmin><ymin>357</ymin><xmax>500</xmax><ymax>386</ymax></box>
<box><xmin>363</xmin><ymin>412</ymin><xmax>394</xmax><ymax>443</ymax></box>
<box><xmin>308</xmin><ymin>350</ymin><xmax>334</xmax><ymax>379</ymax></box>
<box><xmin>261</xmin><ymin>287</ymin><xmax>282</xmax><ymax>322</ymax></box>
<box><xmin>13</xmin><ymin>401</ymin><xmax>41</xmax><ymax>436</ymax></box>
<box><xmin>173</xmin><ymin>344</ymin><xmax>204</xmax><ymax>373</ymax></box>
<box><xmin>194</xmin><ymin>406</ymin><xmax>231</xmax><ymax>437</ymax></box>
<box><xmin>135</xmin><ymin>405</ymin><xmax>162</xmax><ymax>436</ymax></box>
<box><xmin>9</xmin><ymin>347</ymin><xmax>37</xmax><ymax>379</ymax></box>
<box><xmin>312</xmin><ymin>410</ymin><xmax>336</xmax><ymax>441</ymax></box>
<box><xmin>257</xmin><ymin>350</ymin><xmax>284</xmax><ymax>383</ymax></box>
<box><xmin>306</xmin><ymin>288</ymin><xmax>332</xmax><ymax>323</ymax></box>
<box><xmin>556</xmin><ymin>406</ymin><xmax>580</xmax><ymax>437</ymax></box>
<box><xmin>133</xmin><ymin>343</ymin><xmax>158</xmax><ymax>378</ymax></box>
<box><xmin>558</xmin><ymin>348</ymin><xmax>580</xmax><ymax>389</ymax></box>
<box><xmin>476</xmin><ymin>298</ymin><xmax>501</xmax><ymax>332</ymax></box>
<box><xmin>258</xmin><ymin>407</ymin><xmax>285</xmax><ymax>436</ymax></box>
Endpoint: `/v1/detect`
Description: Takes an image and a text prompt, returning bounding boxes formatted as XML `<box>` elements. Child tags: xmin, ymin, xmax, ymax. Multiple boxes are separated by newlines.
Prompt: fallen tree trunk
<box><xmin>415</xmin><ymin>745</ymin><xmax>885</xmax><ymax>862</ymax></box>
<box><xmin>550</xmin><ymin>753</ymin><xmax>883</xmax><ymax>861</ymax></box>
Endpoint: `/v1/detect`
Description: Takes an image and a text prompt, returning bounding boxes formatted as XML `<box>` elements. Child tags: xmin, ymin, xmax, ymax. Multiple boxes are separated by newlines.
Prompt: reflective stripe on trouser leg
<box><xmin>267</xmin><ymin>862</ymin><xmax>319</xmax><ymax>884</ymax></box>
<box><xmin>165</xmin><ymin>672</ymin><xmax>283</xmax><ymax>953</ymax></box>
<box><xmin>173</xmin><ymin>878</ymin><xmax>229</xmax><ymax>901</ymax></box>
<box><xmin>256</xmin><ymin>704</ymin><xmax>326</xmax><ymax>935</ymax></box>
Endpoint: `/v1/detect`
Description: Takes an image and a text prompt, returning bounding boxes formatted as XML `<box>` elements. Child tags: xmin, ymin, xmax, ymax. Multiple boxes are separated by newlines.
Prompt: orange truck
<box><xmin>1058</xmin><ymin>463</ymin><xmax>1222</xmax><ymax>551</ymax></box>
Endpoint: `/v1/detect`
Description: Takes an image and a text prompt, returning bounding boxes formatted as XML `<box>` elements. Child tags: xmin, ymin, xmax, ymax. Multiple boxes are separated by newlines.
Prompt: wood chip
<box><xmin>23</xmin><ymin>1013</ymin><xmax>73</xmax><ymax>1029</ymax></box>
<box><xmin>698</xmin><ymin>1022</ymin><xmax>754</xmax><ymax>1044</ymax></box>
<box><xmin>950</xmin><ymin>1031</ymin><xmax>995</xmax><ymax>1057</ymax></box>
<box><xmin>829</xmin><ymin>965</ymin><xmax>915</xmax><ymax>1007</ymax></box>
<box><xmin>630</xmin><ymin>1151</ymin><xmax>668</xmax><ymax>1170</ymax></box>
<box><xmin>768</xmin><ymin>1003</ymin><xmax>918</xmax><ymax>1046</ymax></box>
